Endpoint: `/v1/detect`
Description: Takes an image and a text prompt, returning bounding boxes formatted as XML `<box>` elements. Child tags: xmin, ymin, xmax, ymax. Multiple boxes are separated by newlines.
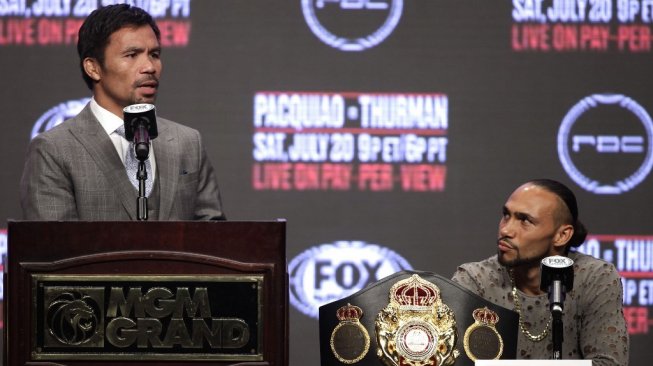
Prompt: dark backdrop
<box><xmin>1</xmin><ymin>1</ymin><xmax>652</xmax><ymax>364</ymax></box>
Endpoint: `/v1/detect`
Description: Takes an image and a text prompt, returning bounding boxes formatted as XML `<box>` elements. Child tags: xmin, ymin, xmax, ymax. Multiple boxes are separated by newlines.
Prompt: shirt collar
<box><xmin>89</xmin><ymin>98</ymin><xmax>124</xmax><ymax>135</ymax></box>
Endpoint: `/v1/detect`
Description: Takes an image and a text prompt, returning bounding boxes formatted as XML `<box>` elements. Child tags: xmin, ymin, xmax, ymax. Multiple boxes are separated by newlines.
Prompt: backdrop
<box><xmin>1</xmin><ymin>0</ymin><xmax>652</xmax><ymax>364</ymax></box>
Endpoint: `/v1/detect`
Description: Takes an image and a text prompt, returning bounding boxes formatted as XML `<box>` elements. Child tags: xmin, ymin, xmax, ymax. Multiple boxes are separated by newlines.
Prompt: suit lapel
<box><xmin>70</xmin><ymin>105</ymin><xmax>137</xmax><ymax>220</ymax></box>
<box><xmin>153</xmin><ymin>120</ymin><xmax>178</xmax><ymax>220</ymax></box>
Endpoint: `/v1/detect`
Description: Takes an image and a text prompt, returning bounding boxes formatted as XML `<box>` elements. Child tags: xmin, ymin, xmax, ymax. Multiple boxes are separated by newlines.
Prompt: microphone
<box><xmin>123</xmin><ymin>104</ymin><xmax>158</xmax><ymax>161</ymax></box>
<box><xmin>540</xmin><ymin>256</ymin><xmax>574</xmax><ymax>314</ymax></box>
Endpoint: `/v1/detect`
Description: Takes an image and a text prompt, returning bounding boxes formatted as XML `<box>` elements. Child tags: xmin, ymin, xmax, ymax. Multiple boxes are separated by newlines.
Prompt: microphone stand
<box><xmin>550</xmin><ymin>280</ymin><xmax>564</xmax><ymax>360</ymax></box>
<box><xmin>136</xmin><ymin>159</ymin><xmax>148</xmax><ymax>221</ymax></box>
<box><xmin>552</xmin><ymin>310</ymin><xmax>563</xmax><ymax>359</ymax></box>
<box><xmin>133</xmin><ymin>122</ymin><xmax>151</xmax><ymax>221</ymax></box>
<box><xmin>123</xmin><ymin>103</ymin><xmax>158</xmax><ymax>221</ymax></box>
<box><xmin>540</xmin><ymin>256</ymin><xmax>574</xmax><ymax>360</ymax></box>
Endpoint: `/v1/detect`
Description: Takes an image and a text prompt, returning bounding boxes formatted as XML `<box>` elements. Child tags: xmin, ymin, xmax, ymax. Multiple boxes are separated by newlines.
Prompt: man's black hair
<box><xmin>77</xmin><ymin>4</ymin><xmax>161</xmax><ymax>90</ymax></box>
<box><xmin>528</xmin><ymin>178</ymin><xmax>588</xmax><ymax>250</ymax></box>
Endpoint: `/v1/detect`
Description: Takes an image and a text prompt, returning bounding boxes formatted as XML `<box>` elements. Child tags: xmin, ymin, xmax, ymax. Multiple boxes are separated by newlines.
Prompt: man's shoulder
<box><xmin>569</xmin><ymin>251</ymin><xmax>613</xmax><ymax>266</ymax></box>
<box><xmin>157</xmin><ymin>117</ymin><xmax>191</xmax><ymax>129</ymax></box>
<box><xmin>453</xmin><ymin>255</ymin><xmax>504</xmax><ymax>282</ymax></box>
<box><xmin>452</xmin><ymin>255</ymin><xmax>507</xmax><ymax>297</ymax></box>
<box><xmin>157</xmin><ymin>117</ymin><xmax>201</xmax><ymax>138</ymax></box>
<box><xmin>32</xmin><ymin>105</ymin><xmax>92</xmax><ymax>142</ymax></box>
<box><xmin>569</xmin><ymin>251</ymin><xmax>620</xmax><ymax>278</ymax></box>
<box><xmin>458</xmin><ymin>255</ymin><xmax>501</xmax><ymax>272</ymax></box>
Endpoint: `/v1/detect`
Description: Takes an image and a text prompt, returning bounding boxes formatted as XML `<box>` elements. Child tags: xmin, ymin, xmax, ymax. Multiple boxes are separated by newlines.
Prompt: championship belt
<box><xmin>318</xmin><ymin>270</ymin><xmax>518</xmax><ymax>366</ymax></box>
<box><xmin>375</xmin><ymin>274</ymin><xmax>459</xmax><ymax>366</ymax></box>
<box><xmin>463</xmin><ymin>307</ymin><xmax>503</xmax><ymax>361</ymax></box>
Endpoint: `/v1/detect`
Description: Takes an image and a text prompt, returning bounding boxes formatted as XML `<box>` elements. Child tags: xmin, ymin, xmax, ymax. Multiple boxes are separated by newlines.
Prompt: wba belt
<box><xmin>318</xmin><ymin>270</ymin><xmax>518</xmax><ymax>366</ymax></box>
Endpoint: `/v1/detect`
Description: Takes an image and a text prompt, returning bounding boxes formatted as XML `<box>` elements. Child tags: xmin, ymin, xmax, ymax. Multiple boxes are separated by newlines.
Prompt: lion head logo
<box><xmin>46</xmin><ymin>291</ymin><xmax>100</xmax><ymax>346</ymax></box>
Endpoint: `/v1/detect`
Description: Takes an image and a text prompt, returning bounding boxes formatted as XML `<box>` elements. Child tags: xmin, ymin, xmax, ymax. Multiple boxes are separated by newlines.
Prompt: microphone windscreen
<box><xmin>123</xmin><ymin>104</ymin><xmax>158</xmax><ymax>141</ymax></box>
<box><xmin>540</xmin><ymin>256</ymin><xmax>574</xmax><ymax>291</ymax></box>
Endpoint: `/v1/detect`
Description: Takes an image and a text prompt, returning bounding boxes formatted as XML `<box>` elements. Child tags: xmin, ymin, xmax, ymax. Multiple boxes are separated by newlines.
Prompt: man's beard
<box><xmin>497</xmin><ymin>239</ymin><xmax>547</xmax><ymax>268</ymax></box>
<box><xmin>498</xmin><ymin>252</ymin><xmax>544</xmax><ymax>268</ymax></box>
<box><xmin>131</xmin><ymin>75</ymin><xmax>159</xmax><ymax>104</ymax></box>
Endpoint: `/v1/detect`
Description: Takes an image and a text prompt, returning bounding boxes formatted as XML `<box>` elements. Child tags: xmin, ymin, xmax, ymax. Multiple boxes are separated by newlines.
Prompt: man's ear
<box><xmin>553</xmin><ymin>224</ymin><xmax>574</xmax><ymax>250</ymax></box>
<box><xmin>83</xmin><ymin>58</ymin><xmax>101</xmax><ymax>82</ymax></box>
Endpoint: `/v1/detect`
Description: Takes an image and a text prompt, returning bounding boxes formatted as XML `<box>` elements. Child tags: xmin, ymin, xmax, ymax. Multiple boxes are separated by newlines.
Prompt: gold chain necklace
<box><xmin>509</xmin><ymin>269</ymin><xmax>551</xmax><ymax>342</ymax></box>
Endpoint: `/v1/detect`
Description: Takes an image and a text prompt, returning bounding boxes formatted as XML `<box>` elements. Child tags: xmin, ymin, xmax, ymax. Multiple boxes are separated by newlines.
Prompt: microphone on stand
<box><xmin>540</xmin><ymin>255</ymin><xmax>574</xmax><ymax>360</ymax></box>
<box><xmin>123</xmin><ymin>103</ymin><xmax>158</xmax><ymax>161</ymax></box>
<box><xmin>540</xmin><ymin>255</ymin><xmax>574</xmax><ymax>314</ymax></box>
<box><xmin>123</xmin><ymin>103</ymin><xmax>158</xmax><ymax>221</ymax></box>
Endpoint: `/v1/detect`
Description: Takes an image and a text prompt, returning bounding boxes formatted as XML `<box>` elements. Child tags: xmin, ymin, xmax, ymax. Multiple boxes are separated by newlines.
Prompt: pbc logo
<box><xmin>32</xmin><ymin>98</ymin><xmax>91</xmax><ymax>139</ymax></box>
<box><xmin>301</xmin><ymin>0</ymin><xmax>404</xmax><ymax>51</ymax></box>
<box><xmin>557</xmin><ymin>94</ymin><xmax>653</xmax><ymax>194</ymax></box>
<box><xmin>572</xmin><ymin>135</ymin><xmax>643</xmax><ymax>154</ymax></box>
<box><xmin>288</xmin><ymin>240</ymin><xmax>412</xmax><ymax>318</ymax></box>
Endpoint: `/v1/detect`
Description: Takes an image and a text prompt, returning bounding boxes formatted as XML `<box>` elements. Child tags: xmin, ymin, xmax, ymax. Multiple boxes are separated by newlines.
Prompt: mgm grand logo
<box><xmin>32</xmin><ymin>275</ymin><xmax>263</xmax><ymax>362</ymax></box>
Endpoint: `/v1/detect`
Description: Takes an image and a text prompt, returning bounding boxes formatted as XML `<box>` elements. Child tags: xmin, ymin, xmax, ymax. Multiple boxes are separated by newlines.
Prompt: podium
<box><xmin>4</xmin><ymin>220</ymin><xmax>288</xmax><ymax>365</ymax></box>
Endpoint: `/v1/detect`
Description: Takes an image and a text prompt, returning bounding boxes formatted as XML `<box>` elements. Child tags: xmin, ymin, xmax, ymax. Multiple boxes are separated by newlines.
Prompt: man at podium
<box><xmin>19</xmin><ymin>4</ymin><xmax>225</xmax><ymax>221</ymax></box>
<box><xmin>452</xmin><ymin>179</ymin><xmax>628</xmax><ymax>365</ymax></box>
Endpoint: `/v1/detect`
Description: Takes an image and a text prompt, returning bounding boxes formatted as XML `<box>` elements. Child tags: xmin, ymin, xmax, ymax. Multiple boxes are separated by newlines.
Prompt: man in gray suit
<box><xmin>20</xmin><ymin>4</ymin><xmax>226</xmax><ymax>221</ymax></box>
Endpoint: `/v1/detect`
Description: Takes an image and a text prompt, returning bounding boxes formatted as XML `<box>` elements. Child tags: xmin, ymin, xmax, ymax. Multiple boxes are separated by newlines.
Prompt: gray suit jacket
<box><xmin>20</xmin><ymin>104</ymin><xmax>225</xmax><ymax>221</ymax></box>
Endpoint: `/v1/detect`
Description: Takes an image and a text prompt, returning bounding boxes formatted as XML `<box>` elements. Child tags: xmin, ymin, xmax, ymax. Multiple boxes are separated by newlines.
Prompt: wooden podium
<box><xmin>4</xmin><ymin>220</ymin><xmax>288</xmax><ymax>366</ymax></box>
